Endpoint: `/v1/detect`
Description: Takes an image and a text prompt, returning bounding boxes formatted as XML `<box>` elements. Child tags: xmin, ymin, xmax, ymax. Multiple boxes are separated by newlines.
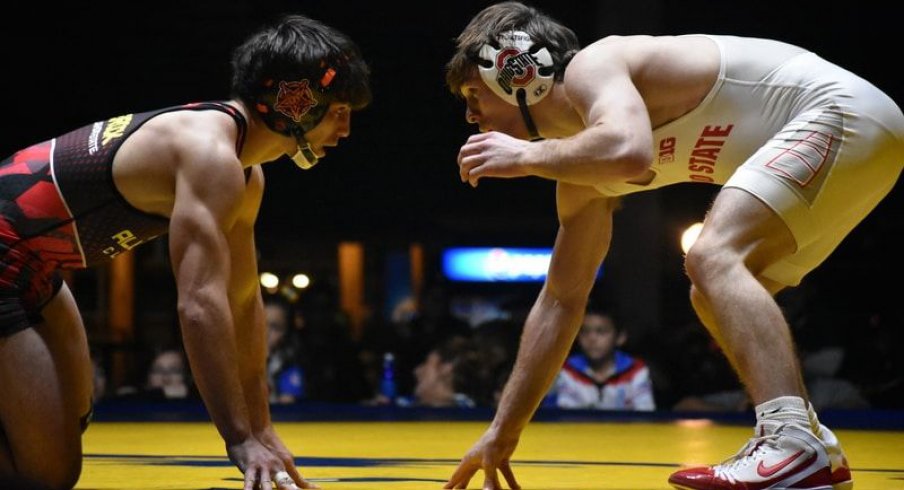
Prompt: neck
<box><xmin>588</xmin><ymin>356</ymin><xmax>616</xmax><ymax>382</ymax></box>
<box><xmin>530</xmin><ymin>84</ymin><xmax>585</xmax><ymax>139</ymax></box>
<box><xmin>229</xmin><ymin>100</ymin><xmax>296</xmax><ymax>167</ymax></box>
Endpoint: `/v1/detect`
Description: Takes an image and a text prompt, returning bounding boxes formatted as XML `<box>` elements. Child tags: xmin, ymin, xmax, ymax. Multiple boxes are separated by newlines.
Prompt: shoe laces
<box><xmin>714</xmin><ymin>433</ymin><xmax>781</xmax><ymax>483</ymax></box>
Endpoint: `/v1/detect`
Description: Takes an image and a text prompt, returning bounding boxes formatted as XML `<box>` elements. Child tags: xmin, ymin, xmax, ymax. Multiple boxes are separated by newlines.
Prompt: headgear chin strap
<box><xmin>289</xmin><ymin>132</ymin><xmax>319</xmax><ymax>170</ymax></box>
<box><xmin>255</xmin><ymin>67</ymin><xmax>338</xmax><ymax>170</ymax></box>
<box><xmin>477</xmin><ymin>31</ymin><xmax>555</xmax><ymax>141</ymax></box>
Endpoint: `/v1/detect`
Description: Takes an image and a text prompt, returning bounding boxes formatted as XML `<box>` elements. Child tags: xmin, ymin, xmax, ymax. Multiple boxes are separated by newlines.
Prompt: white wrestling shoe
<box><xmin>817</xmin><ymin>424</ymin><xmax>853</xmax><ymax>490</ymax></box>
<box><xmin>669</xmin><ymin>423</ymin><xmax>833</xmax><ymax>490</ymax></box>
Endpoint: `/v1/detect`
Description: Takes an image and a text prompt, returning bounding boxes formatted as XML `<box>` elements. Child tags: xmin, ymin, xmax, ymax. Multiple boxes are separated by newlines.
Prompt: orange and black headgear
<box><xmin>231</xmin><ymin>15</ymin><xmax>371</xmax><ymax>168</ymax></box>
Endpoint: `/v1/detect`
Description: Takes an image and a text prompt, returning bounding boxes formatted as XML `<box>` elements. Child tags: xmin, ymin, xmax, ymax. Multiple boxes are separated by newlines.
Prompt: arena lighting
<box><xmin>259</xmin><ymin>272</ymin><xmax>280</xmax><ymax>289</ymax></box>
<box><xmin>681</xmin><ymin>222</ymin><xmax>705</xmax><ymax>254</ymax></box>
<box><xmin>443</xmin><ymin>247</ymin><xmax>550</xmax><ymax>282</ymax></box>
<box><xmin>292</xmin><ymin>273</ymin><xmax>311</xmax><ymax>289</ymax></box>
<box><xmin>442</xmin><ymin>247</ymin><xmax>603</xmax><ymax>282</ymax></box>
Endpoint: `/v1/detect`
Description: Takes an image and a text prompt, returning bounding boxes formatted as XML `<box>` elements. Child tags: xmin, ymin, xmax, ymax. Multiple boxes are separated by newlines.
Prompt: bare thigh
<box><xmin>0</xmin><ymin>283</ymin><xmax>93</xmax><ymax>484</ymax></box>
<box><xmin>693</xmin><ymin>187</ymin><xmax>796</xmax><ymax>277</ymax></box>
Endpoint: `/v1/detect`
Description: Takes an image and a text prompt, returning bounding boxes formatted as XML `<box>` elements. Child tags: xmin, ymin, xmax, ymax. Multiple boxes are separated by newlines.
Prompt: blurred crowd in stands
<box><xmin>90</xmin><ymin>274</ymin><xmax>903</xmax><ymax>413</ymax></box>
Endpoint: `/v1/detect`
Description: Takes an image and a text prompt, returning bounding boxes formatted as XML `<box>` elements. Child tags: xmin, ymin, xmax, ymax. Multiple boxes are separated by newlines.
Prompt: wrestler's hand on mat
<box><xmin>445</xmin><ymin>427</ymin><xmax>521</xmax><ymax>490</ymax></box>
<box><xmin>227</xmin><ymin>437</ymin><xmax>290</xmax><ymax>490</ymax></box>
<box><xmin>258</xmin><ymin>427</ymin><xmax>319</xmax><ymax>489</ymax></box>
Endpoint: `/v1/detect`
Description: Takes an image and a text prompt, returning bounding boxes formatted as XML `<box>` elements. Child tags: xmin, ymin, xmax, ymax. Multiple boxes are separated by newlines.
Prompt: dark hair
<box><xmin>433</xmin><ymin>335</ymin><xmax>500</xmax><ymax>406</ymax></box>
<box><xmin>230</xmin><ymin>14</ymin><xmax>371</xmax><ymax>111</ymax></box>
<box><xmin>445</xmin><ymin>1</ymin><xmax>580</xmax><ymax>96</ymax></box>
<box><xmin>583</xmin><ymin>308</ymin><xmax>624</xmax><ymax>334</ymax></box>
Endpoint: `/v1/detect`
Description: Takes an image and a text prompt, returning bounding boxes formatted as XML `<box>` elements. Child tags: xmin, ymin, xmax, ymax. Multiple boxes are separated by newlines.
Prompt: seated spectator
<box><xmin>544</xmin><ymin>309</ymin><xmax>655</xmax><ymax>411</ymax></box>
<box><xmin>403</xmin><ymin>335</ymin><xmax>494</xmax><ymax>408</ymax></box>
<box><xmin>265</xmin><ymin>297</ymin><xmax>305</xmax><ymax>404</ymax></box>
<box><xmin>114</xmin><ymin>346</ymin><xmax>193</xmax><ymax>401</ymax></box>
<box><xmin>295</xmin><ymin>280</ymin><xmax>370</xmax><ymax>402</ymax></box>
<box><xmin>668</xmin><ymin>319</ymin><xmax>749</xmax><ymax>412</ymax></box>
<box><xmin>145</xmin><ymin>348</ymin><xmax>191</xmax><ymax>399</ymax></box>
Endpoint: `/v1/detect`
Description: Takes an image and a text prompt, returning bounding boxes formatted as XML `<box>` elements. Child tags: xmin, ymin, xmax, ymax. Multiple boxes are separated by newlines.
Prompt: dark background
<box><xmin>3</xmin><ymin>1</ymin><xmax>902</xmax><ymax>404</ymax></box>
<box><xmin>4</xmin><ymin>1</ymin><xmax>900</xmax><ymax>244</ymax></box>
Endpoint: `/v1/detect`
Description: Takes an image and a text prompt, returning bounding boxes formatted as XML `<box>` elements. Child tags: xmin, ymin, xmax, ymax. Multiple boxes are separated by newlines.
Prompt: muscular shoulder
<box><xmin>568</xmin><ymin>35</ymin><xmax>715</xmax><ymax>79</ymax></box>
<box><xmin>113</xmin><ymin>108</ymin><xmax>247</xmax><ymax>217</ymax></box>
<box><xmin>149</xmin><ymin>111</ymin><xmax>246</xmax><ymax>192</ymax></box>
<box><xmin>565</xmin><ymin>35</ymin><xmax>719</xmax><ymax>121</ymax></box>
<box><xmin>171</xmin><ymin>111</ymin><xmax>242</xmax><ymax>166</ymax></box>
<box><xmin>118</xmin><ymin>109</ymin><xmax>243</xmax><ymax>174</ymax></box>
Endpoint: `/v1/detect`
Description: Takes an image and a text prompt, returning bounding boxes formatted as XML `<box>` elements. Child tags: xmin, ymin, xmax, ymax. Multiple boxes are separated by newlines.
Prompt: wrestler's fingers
<box><xmin>499</xmin><ymin>461</ymin><xmax>520</xmax><ymax>490</ymax></box>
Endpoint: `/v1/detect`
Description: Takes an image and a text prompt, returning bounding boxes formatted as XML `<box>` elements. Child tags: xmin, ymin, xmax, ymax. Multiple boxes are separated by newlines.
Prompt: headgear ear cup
<box><xmin>477</xmin><ymin>31</ymin><xmax>554</xmax><ymax>140</ymax></box>
<box><xmin>477</xmin><ymin>31</ymin><xmax>555</xmax><ymax>107</ymax></box>
<box><xmin>255</xmin><ymin>62</ymin><xmax>339</xmax><ymax>169</ymax></box>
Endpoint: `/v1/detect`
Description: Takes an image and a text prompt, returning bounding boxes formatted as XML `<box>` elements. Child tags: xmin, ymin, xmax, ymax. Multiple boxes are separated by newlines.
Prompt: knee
<box><xmin>48</xmin><ymin>455</ymin><xmax>81</xmax><ymax>490</ymax></box>
<box><xmin>23</xmin><ymin>452</ymin><xmax>82</xmax><ymax>490</ymax></box>
<box><xmin>52</xmin><ymin>463</ymin><xmax>81</xmax><ymax>490</ymax></box>
<box><xmin>684</xmin><ymin>240</ymin><xmax>739</xmax><ymax>290</ymax></box>
<box><xmin>684</xmin><ymin>242</ymin><xmax>716</xmax><ymax>287</ymax></box>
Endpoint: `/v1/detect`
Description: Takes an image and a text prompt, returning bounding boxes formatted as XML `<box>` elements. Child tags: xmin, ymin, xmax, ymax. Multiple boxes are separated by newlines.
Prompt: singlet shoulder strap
<box><xmin>178</xmin><ymin>101</ymin><xmax>252</xmax><ymax>182</ymax></box>
<box><xmin>179</xmin><ymin>101</ymin><xmax>248</xmax><ymax>156</ymax></box>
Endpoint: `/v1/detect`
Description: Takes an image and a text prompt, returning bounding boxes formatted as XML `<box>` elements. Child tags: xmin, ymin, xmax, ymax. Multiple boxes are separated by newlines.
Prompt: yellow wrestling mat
<box><xmin>77</xmin><ymin>420</ymin><xmax>904</xmax><ymax>489</ymax></box>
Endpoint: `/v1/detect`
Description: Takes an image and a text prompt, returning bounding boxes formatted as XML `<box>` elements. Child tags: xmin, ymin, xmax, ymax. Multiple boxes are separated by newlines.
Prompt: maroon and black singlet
<box><xmin>0</xmin><ymin>102</ymin><xmax>246</xmax><ymax>334</ymax></box>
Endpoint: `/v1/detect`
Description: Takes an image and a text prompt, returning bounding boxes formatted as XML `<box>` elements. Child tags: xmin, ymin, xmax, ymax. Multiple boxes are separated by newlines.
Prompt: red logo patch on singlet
<box><xmin>274</xmin><ymin>80</ymin><xmax>318</xmax><ymax>122</ymax></box>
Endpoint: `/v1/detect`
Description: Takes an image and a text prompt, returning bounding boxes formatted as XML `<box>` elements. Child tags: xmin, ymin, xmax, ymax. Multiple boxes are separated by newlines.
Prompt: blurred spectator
<box><xmin>779</xmin><ymin>280</ymin><xmax>870</xmax><ymax>410</ymax></box>
<box><xmin>669</xmin><ymin>280</ymin><xmax>873</xmax><ymax>412</ymax></box>
<box><xmin>360</xmin><ymin>279</ymin><xmax>470</xmax><ymax>400</ymax></box>
<box><xmin>668</xmin><ymin>319</ymin><xmax>749</xmax><ymax>412</ymax></box>
<box><xmin>406</xmin><ymin>335</ymin><xmax>500</xmax><ymax>407</ymax></box>
<box><xmin>544</xmin><ymin>309</ymin><xmax>655</xmax><ymax>411</ymax></box>
<box><xmin>471</xmin><ymin>318</ymin><xmax>521</xmax><ymax>408</ymax></box>
<box><xmin>265</xmin><ymin>297</ymin><xmax>305</xmax><ymax>404</ymax></box>
<box><xmin>145</xmin><ymin>349</ymin><xmax>191</xmax><ymax>399</ymax></box>
<box><xmin>115</xmin><ymin>347</ymin><xmax>192</xmax><ymax>400</ymax></box>
<box><xmin>842</xmin><ymin>307</ymin><xmax>904</xmax><ymax>408</ymax></box>
<box><xmin>295</xmin><ymin>279</ymin><xmax>370</xmax><ymax>402</ymax></box>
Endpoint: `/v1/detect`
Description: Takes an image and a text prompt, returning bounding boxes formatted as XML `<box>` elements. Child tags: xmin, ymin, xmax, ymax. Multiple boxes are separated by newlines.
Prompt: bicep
<box><xmin>168</xmin><ymin>160</ymin><xmax>246</xmax><ymax>292</ymax></box>
<box><xmin>168</xmin><ymin>184</ymin><xmax>232</xmax><ymax>293</ymax></box>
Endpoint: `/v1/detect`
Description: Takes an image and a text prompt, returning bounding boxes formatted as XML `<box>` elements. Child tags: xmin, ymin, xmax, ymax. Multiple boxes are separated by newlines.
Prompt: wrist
<box><xmin>223</xmin><ymin>429</ymin><xmax>253</xmax><ymax>447</ymax></box>
<box><xmin>522</xmin><ymin>140</ymin><xmax>553</xmax><ymax>179</ymax></box>
<box><xmin>490</xmin><ymin>415</ymin><xmax>526</xmax><ymax>438</ymax></box>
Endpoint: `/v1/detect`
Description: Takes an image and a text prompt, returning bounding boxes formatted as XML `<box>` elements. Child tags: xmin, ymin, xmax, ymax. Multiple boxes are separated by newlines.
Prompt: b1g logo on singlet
<box><xmin>658</xmin><ymin>137</ymin><xmax>676</xmax><ymax>164</ymax></box>
<box><xmin>102</xmin><ymin>229</ymin><xmax>143</xmax><ymax>258</ymax></box>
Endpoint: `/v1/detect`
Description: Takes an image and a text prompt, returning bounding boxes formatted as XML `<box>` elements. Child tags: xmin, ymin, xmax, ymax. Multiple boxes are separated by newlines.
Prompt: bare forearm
<box><xmin>491</xmin><ymin>292</ymin><xmax>586</xmax><ymax>434</ymax></box>
<box><xmin>234</xmin><ymin>297</ymin><xmax>272</xmax><ymax>433</ymax></box>
<box><xmin>241</xmin><ymin>371</ymin><xmax>271</xmax><ymax>432</ymax></box>
<box><xmin>527</xmin><ymin>126</ymin><xmax>649</xmax><ymax>186</ymax></box>
<box><xmin>179</xmin><ymin>297</ymin><xmax>251</xmax><ymax>445</ymax></box>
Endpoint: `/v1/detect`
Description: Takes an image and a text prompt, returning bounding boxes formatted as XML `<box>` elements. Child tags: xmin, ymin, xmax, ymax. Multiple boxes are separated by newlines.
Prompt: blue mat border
<box><xmin>90</xmin><ymin>400</ymin><xmax>904</xmax><ymax>430</ymax></box>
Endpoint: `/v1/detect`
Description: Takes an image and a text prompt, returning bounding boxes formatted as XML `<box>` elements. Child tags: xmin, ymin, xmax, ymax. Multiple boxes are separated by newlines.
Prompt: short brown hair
<box><xmin>445</xmin><ymin>1</ymin><xmax>580</xmax><ymax>96</ymax></box>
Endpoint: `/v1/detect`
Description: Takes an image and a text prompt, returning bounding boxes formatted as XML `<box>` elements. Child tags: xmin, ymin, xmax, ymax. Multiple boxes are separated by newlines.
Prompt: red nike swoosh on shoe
<box><xmin>757</xmin><ymin>449</ymin><xmax>806</xmax><ymax>477</ymax></box>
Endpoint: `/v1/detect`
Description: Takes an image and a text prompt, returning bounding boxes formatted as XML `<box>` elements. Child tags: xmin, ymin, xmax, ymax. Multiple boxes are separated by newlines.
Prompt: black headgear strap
<box><xmin>516</xmin><ymin>89</ymin><xmax>542</xmax><ymax>141</ymax></box>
